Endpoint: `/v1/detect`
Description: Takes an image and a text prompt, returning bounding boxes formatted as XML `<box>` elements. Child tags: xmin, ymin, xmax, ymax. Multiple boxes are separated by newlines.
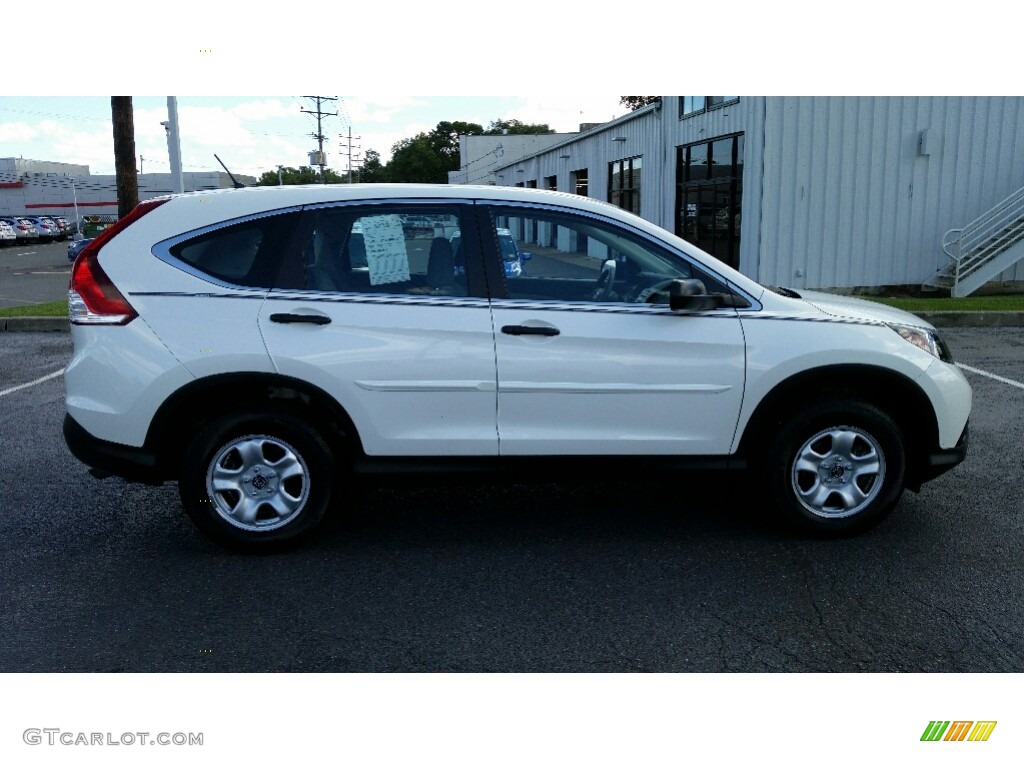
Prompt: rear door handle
<box><xmin>501</xmin><ymin>324</ymin><xmax>559</xmax><ymax>337</ymax></box>
<box><xmin>270</xmin><ymin>313</ymin><xmax>331</xmax><ymax>325</ymax></box>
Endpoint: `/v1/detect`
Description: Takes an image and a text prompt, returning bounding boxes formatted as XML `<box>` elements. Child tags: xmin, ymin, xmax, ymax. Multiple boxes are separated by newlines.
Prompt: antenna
<box><xmin>213</xmin><ymin>154</ymin><xmax>246</xmax><ymax>189</ymax></box>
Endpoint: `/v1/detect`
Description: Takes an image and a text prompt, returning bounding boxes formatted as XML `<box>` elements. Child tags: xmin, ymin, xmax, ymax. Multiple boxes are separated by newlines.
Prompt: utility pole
<box><xmin>300</xmin><ymin>96</ymin><xmax>337</xmax><ymax>184</ymax></box>
<box><xmin>163</xmin><ymin>96</ymin><xmax>185</xmax><ymax>194</ymax></box>
<box><xmin>111</xmin><ymin>96</ymin><xmax>139</xmax><ymax>218</ymax></box>
<box><xmin>340</xmin><ymin>126</ymin><xmax>362</xmax><ymax>183</ymax></box>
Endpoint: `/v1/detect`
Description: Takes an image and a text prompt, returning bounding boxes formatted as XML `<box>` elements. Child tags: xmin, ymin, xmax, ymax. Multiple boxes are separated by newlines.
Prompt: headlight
<box><xmin>887</xmin><ymin>323</ymin><xmax>954</xmax><ymax>363</ymax></box>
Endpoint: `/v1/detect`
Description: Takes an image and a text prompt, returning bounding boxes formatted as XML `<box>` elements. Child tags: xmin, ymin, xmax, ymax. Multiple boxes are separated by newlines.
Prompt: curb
<box><xmin>913</xmin><ymin>311</ymin><xmax>1024</xmax><ymax>328</ymax></box>
<box><xmin>1</xmin><ymin>317</ymin><xmax>70</xmax><ymax>332</ymax></box>
<box><xmin>2</xmin><ymin>312</ymin><xmax>1023</xmax><ymax>333</ymax></box>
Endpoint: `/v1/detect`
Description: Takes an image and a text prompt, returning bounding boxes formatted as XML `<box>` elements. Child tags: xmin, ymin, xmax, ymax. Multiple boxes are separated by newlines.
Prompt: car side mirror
<box><xmin>669</xmin><ymin>279</ymin><xmax>721</xmax><ymax>311</ymax></box>
<box><xmin>521</xmin><ymin>252</ymin><xmax>533</xmax><ymax>261</ymax></box>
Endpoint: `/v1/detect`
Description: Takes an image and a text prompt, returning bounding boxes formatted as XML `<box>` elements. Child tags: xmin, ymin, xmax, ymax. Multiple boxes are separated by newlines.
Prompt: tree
<box><xmin>256</xmin><ymin>165</ymin><xmax>344</xmax><ymax>186</ymax></box>
<box><xmin>361</xmin><ymin>117</ymin><xmax>556</xmax><ymax>183</ymax></box>
<box><xmin>359</xmin><ymin>149</ymin><xmax>386</xmax><ymax>183</ymax></box>
<box><xmin>483</xmin><ymin>119</ymin><xmax>554</xmax><ymax>135</ymax></box>
<box><xmin>387</xmin><ymin>120</ymin><xmax>485</xmax><ymax>183</ymax></box>
<box><xmin>620</xmin><ymin>96</ymin><xmax>661</xmax><ymax>111</ymax></box>
<box><xmin>386</xmin><ymin>134</ymin><xmax>449</xmax><ymax>183</ymax></box>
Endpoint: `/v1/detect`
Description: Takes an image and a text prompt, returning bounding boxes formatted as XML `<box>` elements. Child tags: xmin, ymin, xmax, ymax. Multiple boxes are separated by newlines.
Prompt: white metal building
<box><xmin>0</xmin><ymin>157</ymin><xmax>256</xmax><ymax>221</ymax></box>
<box><xmin>447</xmin><ymin>132</ymin><xmax>580</xmax><ymax>186</ymax></box>
<box><xmin>481</xmin><ymin>97</ymin><xmax>1024</xmax><ymax>296</ymax></box>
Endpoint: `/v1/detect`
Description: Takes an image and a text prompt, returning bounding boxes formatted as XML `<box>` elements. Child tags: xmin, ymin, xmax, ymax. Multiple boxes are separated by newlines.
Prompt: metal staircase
<box><xmin>924</xmin><ymin>186</ymin><xmax>1024</xmax><ymax>296</ymax></box>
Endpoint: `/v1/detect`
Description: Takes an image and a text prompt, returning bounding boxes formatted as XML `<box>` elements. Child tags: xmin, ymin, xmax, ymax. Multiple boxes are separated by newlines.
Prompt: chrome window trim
<box><xmin>301</xmin><ymin>197</ymin><xmax>476</xmax><ymax>212</ymax></box>
<box><xmin>263</xmin><ymin>290</ymin><xmax>490</xmax><ymax>310</ymax></box>
<box><xmin>489</xmin><ymin>297</ymin><xmax>738</xmax><ymax>318</ymax></box>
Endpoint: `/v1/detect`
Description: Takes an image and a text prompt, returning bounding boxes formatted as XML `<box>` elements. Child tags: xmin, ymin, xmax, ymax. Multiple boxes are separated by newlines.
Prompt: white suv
<box><xmin>63</xmin><ymin>185</ymin><xmax>971</xmax><ymax>549</ymax></box>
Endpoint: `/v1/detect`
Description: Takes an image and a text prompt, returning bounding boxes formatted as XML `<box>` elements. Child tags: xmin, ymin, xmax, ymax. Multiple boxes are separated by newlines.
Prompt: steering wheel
<box><xmin>630</xmin><ymin>278</ymin><xmax>679</xmax><ymax>305</ymax></box>
<box><xmin>592</xmin><ymin>259</ymin><xmax>617</xmax><ymax>301</ymax></box>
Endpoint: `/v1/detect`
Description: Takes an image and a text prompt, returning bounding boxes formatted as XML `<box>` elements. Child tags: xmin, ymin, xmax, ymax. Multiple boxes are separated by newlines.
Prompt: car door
<box><xmin>483</xmin><ymin>203</ymin><xmax>747</xmax><ymax>457</ymax></box>
<box><xmin>259</xmin><ymin>200</ymin><xmax>499</xmax><ymax>457</ymax></box>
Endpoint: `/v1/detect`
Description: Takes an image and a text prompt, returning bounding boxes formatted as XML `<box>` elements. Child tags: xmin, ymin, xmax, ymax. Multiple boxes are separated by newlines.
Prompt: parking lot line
<box><xmin>957</xmin><ymin>363</ymin><xmax>1024</xmax><ymax>391</ymax></box>
<box><xmin>0</xmin><ymin>368</ymin><xmax>64</xmax><ymax>397</ymax></box>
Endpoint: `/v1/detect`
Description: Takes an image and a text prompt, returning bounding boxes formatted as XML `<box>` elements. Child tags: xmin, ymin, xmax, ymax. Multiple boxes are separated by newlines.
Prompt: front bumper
<box><xmin>909</xmin><ymin>422</ymin><xmax>969</xmax><ymax>491</ymax></box>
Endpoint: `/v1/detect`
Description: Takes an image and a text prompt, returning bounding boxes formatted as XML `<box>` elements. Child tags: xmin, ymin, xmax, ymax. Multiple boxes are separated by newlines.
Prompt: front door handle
<box><xmin>270</xmin><ymin>313</ymin><xmax>331</xmax><ymax>325</ymax></box>
<box><xmin>501</xmin><ymin>324</ymin><xmax>560</xmax><ymax>337</ymax></box>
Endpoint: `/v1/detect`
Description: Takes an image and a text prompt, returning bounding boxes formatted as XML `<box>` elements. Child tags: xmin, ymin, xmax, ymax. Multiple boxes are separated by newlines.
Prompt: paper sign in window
<box><xmin>360</xmin><ymin>215</ymin><xmax>410</xmax><ymax>286</ymax></box>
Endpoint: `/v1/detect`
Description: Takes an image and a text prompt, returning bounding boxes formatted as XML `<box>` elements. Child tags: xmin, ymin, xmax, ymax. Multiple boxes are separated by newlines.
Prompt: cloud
<box><xmin>341</xmin><ymin>96</ymin><xmax>430</xmax><ymax>126</ymax></box>
<box><xmin>0</xmin><ymin>122</ymin><xmax>37</xmax><ymax>142</ymax></box>
<box><xmin>232</xmin><ymin>99</ymin><xmax>299</xmax><ymax>121</ymax></box>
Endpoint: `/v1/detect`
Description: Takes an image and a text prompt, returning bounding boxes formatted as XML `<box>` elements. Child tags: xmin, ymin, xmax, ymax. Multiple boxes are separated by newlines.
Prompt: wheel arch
<box><xmin>736</xmin><ymin>364</ymin><xmax>939</xmax><ymax>489</ymax></box>
<box><xmin>144</xmin><ymin>372</ymin><xmax>364</xmax><ymax>478</ymax></box>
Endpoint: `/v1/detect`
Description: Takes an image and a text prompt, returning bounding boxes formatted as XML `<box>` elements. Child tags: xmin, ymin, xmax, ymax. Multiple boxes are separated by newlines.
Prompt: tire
<box><xmin>179</xmin><ymin>409</ymin><xmax>335</xmax><ymax>550</ymax></box>
<box><xmin>763</xmin><ymin>399</ymin><xmax>906</xmax><ymax>535</ymax></box>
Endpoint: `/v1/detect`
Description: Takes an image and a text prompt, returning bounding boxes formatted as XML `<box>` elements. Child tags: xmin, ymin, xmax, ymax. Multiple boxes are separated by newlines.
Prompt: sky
<box><xmin>0</xmin><ymin>96</ymin><xmax>628</xmax><ymax>180</ymax></box>
<box><xmin>3</xmin><ymin>0</ymin><xmax>1011</xmax><ymax>185</ymax></box>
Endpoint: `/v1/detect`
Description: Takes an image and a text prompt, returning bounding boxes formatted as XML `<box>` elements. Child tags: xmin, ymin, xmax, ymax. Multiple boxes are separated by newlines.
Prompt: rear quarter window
<box><xmin>168</xmin><ymin>212</ymin><xmax>301</xmax><ymax>288</ymax></box>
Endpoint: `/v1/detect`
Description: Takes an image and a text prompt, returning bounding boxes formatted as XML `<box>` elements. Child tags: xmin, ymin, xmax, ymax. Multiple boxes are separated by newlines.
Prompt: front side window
<box><xmin>487</xmin><ymin>206</ymin><xmax>732</xmax><ymax>305</ymax></box>
<box><xmin>294</xmin><ymin>206</ymin><xmax>470</xmax><ymax>297</ymax></box>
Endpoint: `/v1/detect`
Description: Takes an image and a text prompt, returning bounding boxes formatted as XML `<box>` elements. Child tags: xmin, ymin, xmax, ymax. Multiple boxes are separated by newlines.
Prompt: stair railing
<box><xmin>941</xmin><ymin>185</ymin><xmax>1024</xmax><ymax>293</ymax></box>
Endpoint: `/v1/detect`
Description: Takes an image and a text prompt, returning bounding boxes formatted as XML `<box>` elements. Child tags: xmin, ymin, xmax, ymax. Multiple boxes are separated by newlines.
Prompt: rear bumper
<box><xmin>63</xmin><ymin>414</ymin><xmax>164</xmax><ymax>484</ymax></box>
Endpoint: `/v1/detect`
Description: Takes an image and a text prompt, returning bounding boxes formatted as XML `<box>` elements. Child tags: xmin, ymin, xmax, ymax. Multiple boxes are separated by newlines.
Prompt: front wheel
<box><xmin>179</xmin><ymin>409</ymin><xmax>335</xmax><ymax>550</ymax></box>
<box><xmin>764</xmin><ymin>400</ymin><xmax>906</xmax><ymax>535</ymax></box>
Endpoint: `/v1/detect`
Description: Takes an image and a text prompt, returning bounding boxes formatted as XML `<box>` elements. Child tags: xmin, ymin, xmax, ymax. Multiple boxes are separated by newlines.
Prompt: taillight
<box><xmin>68</xmin><ymin>197</ymin><xmax>169</xmax><ymax>326</ymax></box>
<box><xmin>69</xmin><ymin>253</ymin><xmax>137</xmax><ymax>324</ymax></box>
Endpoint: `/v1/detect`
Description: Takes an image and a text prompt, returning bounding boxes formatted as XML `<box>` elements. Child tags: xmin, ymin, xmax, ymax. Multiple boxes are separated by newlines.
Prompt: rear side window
<box><xmin>168</xmin><ymin>212</ymin><xmax>300</xmax><ymax>288</ymax></box>
<box><xmin>285</xmin><ymin>204</ymin><xmax>477</xmax><ymax>297</ymax></box>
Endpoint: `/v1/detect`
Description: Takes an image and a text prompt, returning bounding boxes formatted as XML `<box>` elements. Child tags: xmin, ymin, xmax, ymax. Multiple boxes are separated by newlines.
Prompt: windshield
<box><xmin>498</xmin><ymin>234</ymin><xmax>518</xmax><ymax>262</ymax></box>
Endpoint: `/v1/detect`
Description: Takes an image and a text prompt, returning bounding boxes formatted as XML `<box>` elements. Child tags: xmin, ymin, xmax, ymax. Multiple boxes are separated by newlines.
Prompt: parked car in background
<box><xmin>67</xmin><ymin>237</ymin><xmax>93</xmax><ymax>261</ymax></box>
<box><xmin>62</xmin><ymin>185</ymin><xmax>971</xmax><ymax>551</ymax></box>
<box><xmin>24</xmin><ymin>216</ymin><xmax>59</xmax><ymax>242</ymax></box>
<box><xmin>50</xmin><ymin>216</ymin><xmax>71</xmax><ymax>240</ymax></box>
<box><xmin>0</xmin><ymin>216</ymin><xmax>39</xmax><ymax>242</ymax></box>
<box><xmin>0</xmin><ymin>219</ymin><xmax>16</xmax><ymax>245</ymax></box>
<box><xmin>450</xmin><ymin>227</ymin><xmax>531</xmax><ymax>278</ymax></box>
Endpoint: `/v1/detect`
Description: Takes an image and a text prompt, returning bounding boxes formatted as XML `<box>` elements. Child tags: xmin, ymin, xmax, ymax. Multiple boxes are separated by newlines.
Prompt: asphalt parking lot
<box><xmin>0</xmin><ymin>328</ymin><xmax>1022</xmax><ymax>673</ymax></box>
<box><xmin>0</xmin><ymin>240</ymin><xmax>72</xmax><ymax>309</ymax></box>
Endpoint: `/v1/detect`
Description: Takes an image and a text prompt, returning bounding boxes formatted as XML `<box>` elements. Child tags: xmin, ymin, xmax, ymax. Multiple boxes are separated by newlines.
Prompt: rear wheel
<box><xmin>179</xmin><ymin>409</ymin><xmax>334</xmax><ymax>550</ymax></box>
<box><xmin>764</xmin><ymin>399</ymin><xmax>906</xmax><ymax>535</ymax></box>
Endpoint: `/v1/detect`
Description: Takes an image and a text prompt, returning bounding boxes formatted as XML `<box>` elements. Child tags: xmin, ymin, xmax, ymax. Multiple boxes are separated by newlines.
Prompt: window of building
<box><xmin>675</xmin><ymin>133</ymin><xmax>744</xmax><ymax>270</ymax></box>
<box><xmin>680</xmin><ymin>96</ymin><xmax>707</xmax><ymax>117</ymax></box>
<box><xmin>679</xmin><ymin>96</ymin><xmax>739</xmax><ymax>118</ymax></box>
<box><xmin>544</xmin><ymin>175</ymin><xmax>557</xmax><ymax>191</ymax></box>
<box><xmin>608</xmin><ymin>156</ymin><xmax>642</xmax><ymax>215</ymax></box>
<box><xmin>571</xmin><ymin>169</ymin><xmax>588</xmax><ymax>197</ymax></box>
<box><xmin>526</xmin><ymin>179</ymin><xmax>537</xmax><ymax>188</ymax></box>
